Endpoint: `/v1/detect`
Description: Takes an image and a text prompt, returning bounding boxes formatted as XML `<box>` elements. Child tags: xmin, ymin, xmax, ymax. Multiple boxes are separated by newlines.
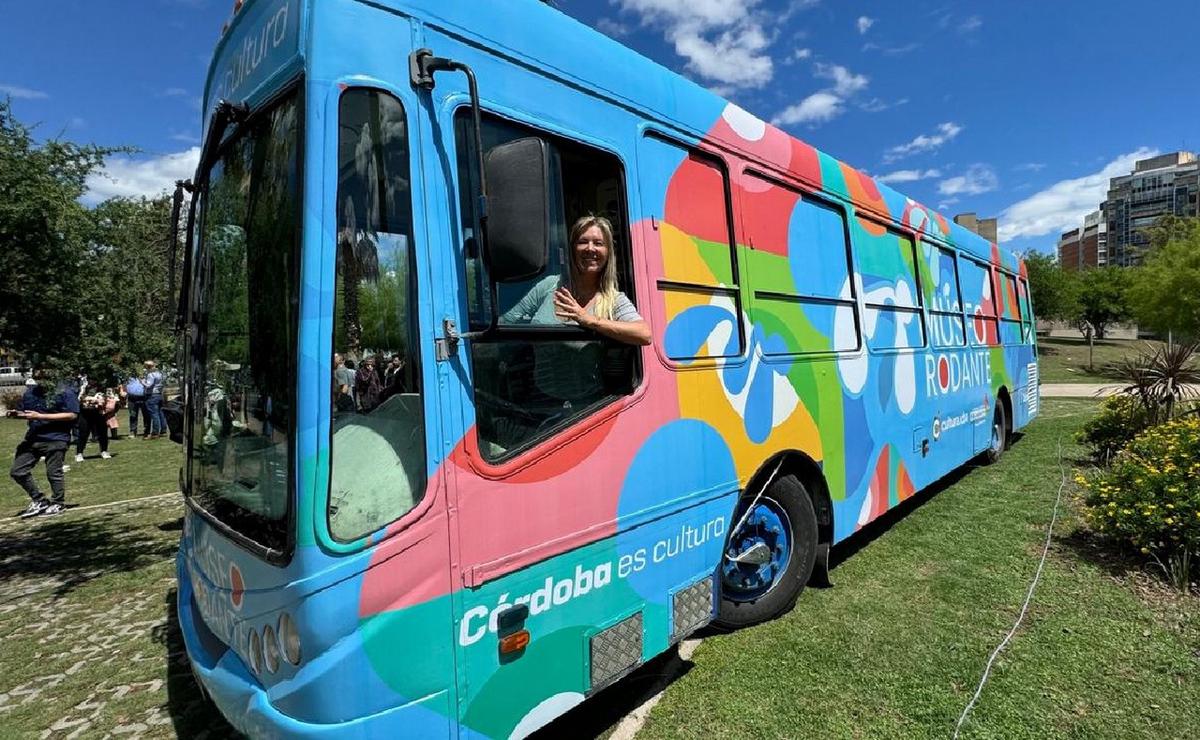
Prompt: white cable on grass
<box><xmin>953</xmin><ymin>439</ymin><xmax>1068</xmax><ymax>739</ymax></box>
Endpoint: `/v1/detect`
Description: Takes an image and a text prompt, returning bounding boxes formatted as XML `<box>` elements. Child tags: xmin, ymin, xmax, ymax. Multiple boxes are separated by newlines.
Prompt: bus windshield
<box><xmin>188</xmin><ymin>92</ymin><xmax>300</xmax><ymax>558</ymax></box>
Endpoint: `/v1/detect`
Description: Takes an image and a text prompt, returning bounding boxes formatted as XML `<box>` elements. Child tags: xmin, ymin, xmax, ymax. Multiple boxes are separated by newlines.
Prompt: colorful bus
<box><xmin>175</xmin><ymin>0</ymin><xmax>1039</xmax><ymax>736</ymax></box>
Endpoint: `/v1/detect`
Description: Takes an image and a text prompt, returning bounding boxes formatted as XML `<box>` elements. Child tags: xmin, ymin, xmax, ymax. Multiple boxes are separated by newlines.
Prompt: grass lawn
<box><xmin>1</xmin><ymin>418</ymin><xmax>182</xmax><ymax>511</ymax></box>
<box><xmin>634</xmin><ymin>399</ymin><xmax>1200</xmax><ymax>739</ymax></box>
<box><xmin>2</xmin><ymin>401</ymin><xmax>1198</xmax><ymax>738</ymax></box>
<box><xmin>1037</xmin><ymin>335</ymin><xmax>1162</xmax><ymax>384</ymax></box>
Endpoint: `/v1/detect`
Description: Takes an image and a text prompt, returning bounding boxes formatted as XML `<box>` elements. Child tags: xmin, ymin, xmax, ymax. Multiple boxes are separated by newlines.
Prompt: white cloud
<box><xmin>814</xmin><ymin>63</ymin><xmax>868</xmax><ymax>96</ymax></box>
<box><xmin>772</xmin><ymin>92</ymin><xmax>842</xmax><ymax>125</ymax></box>
<box><xmin>998</xmin><ymin>148</ymin><xmax>1157</xmax><ymax>240</ymax></box>
<box><xmin>618</xmin><ymin>0</ymin><xmax>774</xmax><ymax>89</ymax></box>
<box><xmin>0</xmin><ymin>83</ymin><xmax>49</xmax><ymax>100</ymax></box>
<box><xmin>939</xmin><ymin>164</ymin><xmax>998</xmax><ymax>196</ymax></box>
<box><xmin>595</xmin><ymin>17</ymin><xmax>630</xmax><ymax>38</ymax></box>
<box><xmin>785</xmin><ymin>47</ymin><xmax>812</xmax><ymax>63</ymax></box>
<box><xmin>860</xmin><ymin>97</ymin><xmax>908</xmax><ymax>113</ymax></box>
<box><xmin>773</xmin><ymin>62</ymin><xmax>869</xmax><ymax>127</ymax></box>
<box><xmin>959</xmin><ymin>15</ymin><xmax>983</xmax><ymax>33</ymax></box>
<box><xmin>1015</xmin><ymin>162</ymin><xmax>1046</xmax><ymax>172</ymax></box>
<box><xmin>884</xmin><ymin>122</ymin><xmax>963</xmax><ymax>163</ymax></box>
<box><xmin>84</xmin><ymin>147</ymin><xmax>200</xmax><ymax>205</ymax></box>
<box><xmin>856</xmin><ymin>16</ymin><xmax>875</xmax><ymax>34</ymax></box>
<box><xmin>862</xmin><ymin>41</ymin><xmax>920</xmax><ymax>55</ymax></box>
<box><xmin>878</xmin><ymin>168</ymin><xmax>942</xmax><ymax>184</ymax></box>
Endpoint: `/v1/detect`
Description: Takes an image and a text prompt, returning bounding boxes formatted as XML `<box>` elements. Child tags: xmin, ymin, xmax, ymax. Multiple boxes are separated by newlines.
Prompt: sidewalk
<box><xmin>1039</xmin><ymin>383</ymin><xmax>1123</xmax><ymax>398</ymax></box>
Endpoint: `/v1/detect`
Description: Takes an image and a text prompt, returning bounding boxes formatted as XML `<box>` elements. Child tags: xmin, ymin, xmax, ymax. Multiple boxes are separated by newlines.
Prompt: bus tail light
<box><xmin>278</xmin><ymin>612</ymin><xmax>302</xmax><ymax>665</ymax></box>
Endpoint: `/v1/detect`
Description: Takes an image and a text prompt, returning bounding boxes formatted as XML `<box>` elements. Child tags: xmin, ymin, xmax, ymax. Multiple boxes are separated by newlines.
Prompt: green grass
<box><xmin>637</xmin><ymin>399</ymin><xmax>1200</xmax><ymax>739</ymax></box>
<box><xmin>3</xmin><ymin>402</ymin><xmax>1198</xmax><ymax>738</ymax></box>
<box><xmin>1</xmin><ymin>418</ymin><xmax>181</xmax><ymax>510</ymax></box>
<box><xmin>1037</xmin><ymin>336</ymin><xmax>1163</xmax><ymax>384</ymax></box>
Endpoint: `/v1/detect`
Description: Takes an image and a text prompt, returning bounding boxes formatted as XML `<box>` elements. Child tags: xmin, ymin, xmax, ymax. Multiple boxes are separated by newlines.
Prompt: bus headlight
<box><xmin>262</xmin><ymin>624</ymin><xmax>280</xmax><ymax>674</ymax></box>
<box><xmin>247</xmin><ymin>628</ymin><xmax>263</xmax><ymax>675</ymax></box>
<box><xmin>278</xmin><ymin>612</ymin><xmax>301</xmax><ymax>666</ymax></box>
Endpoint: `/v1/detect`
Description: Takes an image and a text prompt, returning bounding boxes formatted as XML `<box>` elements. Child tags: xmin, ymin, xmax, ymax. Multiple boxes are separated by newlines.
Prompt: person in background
<box><xmin>333</xmin><ymin>353</ymin><xmax>355</xmax><ymax>413</ymax></box>
<box><xmin>122</xmin><ymin>369</ymin><xmax>148</xmax><ymax>439</ymax></box>
<box><xmin>354</xmin><ymin>355</ymin><xmax>382</xmax><ymax>413</ymax></box>
<box><xmin>382</xmin><ymin>354</ymin><xmax>406</xmax><ymax>401</ymax></box>
<box><xmin>10</xmin><ymin>369</ymin><xmax>80</xmax><ymax>518</ymax></box>
<box><xmin>103</xmin><ymin>388</ymin><xmax>122</xmax><ymax>441</ymax></box>
<box><xmin>143</xmin><ymin>359</ymin><xmax>166</xmax><ymax>439</ymax></box>
<box><xmin>74</xmin><ymin>385</ymin><xmax>112</xmax><ymax>462</ymax></box>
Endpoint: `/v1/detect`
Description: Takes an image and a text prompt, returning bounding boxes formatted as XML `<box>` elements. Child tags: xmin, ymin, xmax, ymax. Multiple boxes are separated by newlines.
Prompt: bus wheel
<box><xmin>984</xmin><ymin>402</ymin><xmax>1007</xmax><ymax>464</ymax></box>
<box><xmin>716</xmin><ymin>474</ymin><xmax>818</xmax><ymax>628</ymax></box>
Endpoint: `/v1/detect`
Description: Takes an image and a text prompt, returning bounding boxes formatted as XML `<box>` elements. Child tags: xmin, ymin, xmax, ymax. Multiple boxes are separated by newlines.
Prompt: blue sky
<box><xmin>2</xmin><ymin>0</ymin><xmax>1195</xmax><ymax>255</ymax></box>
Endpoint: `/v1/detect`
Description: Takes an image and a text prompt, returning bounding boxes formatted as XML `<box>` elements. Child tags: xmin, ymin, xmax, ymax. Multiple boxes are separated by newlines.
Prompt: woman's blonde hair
<box><xmin>568</xmin><ymin>214</ymin><xmax>620</xmax><ymax>320</ymax></box>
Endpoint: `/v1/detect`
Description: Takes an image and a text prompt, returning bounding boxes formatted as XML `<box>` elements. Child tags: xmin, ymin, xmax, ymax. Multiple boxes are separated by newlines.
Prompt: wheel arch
<box><xmin>997</xmin><ymin>385</ymin><xmax>1013</xmax><ymax>436</ymax></box>
<box><xmin>743</xmin><ymin>449</ymin><xmax>833</xmax><ymax>548</ymax></box>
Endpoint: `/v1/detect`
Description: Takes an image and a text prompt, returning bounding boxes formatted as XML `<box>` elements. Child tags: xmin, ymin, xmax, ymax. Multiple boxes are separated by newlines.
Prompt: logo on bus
<box><xmin>925</xmin><ymin>350</ymin><xmax>990</xmax><ymax>397</ymax></box>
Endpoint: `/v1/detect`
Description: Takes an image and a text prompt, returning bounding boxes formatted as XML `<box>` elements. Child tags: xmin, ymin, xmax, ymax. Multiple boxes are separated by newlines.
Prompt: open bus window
<box><xmin>328</xmin><ymin>88</ymin><xmax>426</xmax><ymax>542</ymax></box>
<box><xmin>454</xmin><ymin>112</ymin><xmax>640</xmax><ymax>462</ymax></box>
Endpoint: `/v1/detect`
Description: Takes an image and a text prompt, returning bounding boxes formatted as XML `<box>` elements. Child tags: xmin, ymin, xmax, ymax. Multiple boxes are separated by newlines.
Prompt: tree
<box><xmin>1073</xmin><ymin>267</ymin><xmax>1130</xmax><ymax>340</ymax></box>
<box><xmin>1024</xmin><ymin>252</ymin><xmax>1078</xmax><ymax>322</ymax></box>
<box><xmin>0</xmin><ymin>99</ymin><xmax>175</xmax><ymax>385</ymax></box>
<box><xmin>0</xmin><ymin>99</ymin><xmax>115</xmax><ymax>376</ymax></box>
<box><xmin>1128</xmin><ymin>218</ymin><xmax>1200</xmax><ymax>340</ymax></box>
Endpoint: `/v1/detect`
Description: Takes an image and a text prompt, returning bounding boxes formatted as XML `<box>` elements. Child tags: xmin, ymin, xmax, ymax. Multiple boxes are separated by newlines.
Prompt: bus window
<box><xmin>454</xmin><ymin>112</ymin><xmax>640</xmax><ymax>462</ymax></box>
<box><xmin>742</xmin><ymin>173</ymin><xmax>859</xmax><ymax>355</ymax></box>
<box><xmin>920</xmin><ymin>241</ymin><xmax>966</xmax><ymax>348</ymax></box>
<box><xmin>639</xmin><ymin>134</ymin><xmax>743</xmax><ymax>361</ymax></box>
<box><xmin>959</xmin><ymin>256</ymin><xmax>999</xmax><ymax>346</ymax></box>
<box><xmin>188</xmin><ymin>92</ymin><xmax>299</xmax><ymax>557</ymax></box>
<box><xmin>1018</xmin><ymin>276</ymin><xmax>1034</xmax><ymax>340</ymax></box>
<box><xmin>858</xmin><ymin>226</ymin><xmax>926</xmax><ymax>351</ymax></box>
<box><xmin>998</xmin><ymin>270</ymin><xmax>1023</xmax><ymax>345</ymax></box>
<box><xmin>328</xmin><ymin>89</ymin><xmax>426</xmax><ymax>542</ymax></box>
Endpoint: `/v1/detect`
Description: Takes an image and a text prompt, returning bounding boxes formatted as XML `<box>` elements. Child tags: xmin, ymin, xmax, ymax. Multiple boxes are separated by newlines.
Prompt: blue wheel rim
<box><xmin>721</xmin><ymin>499</ymin><xmax>793</xmax><ymax>603</ymax></box>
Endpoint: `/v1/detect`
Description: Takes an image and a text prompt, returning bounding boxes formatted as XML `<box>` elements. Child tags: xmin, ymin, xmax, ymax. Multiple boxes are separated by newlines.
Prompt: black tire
<box><xmin>983</xmin><ymin>401</ymin><xmax>1007</xmax><ymax>464</ymax></box>
<box><xmin>715</xmin><ymin>474</ymin><xmax>818</xmax><ymax>628</ymax></box>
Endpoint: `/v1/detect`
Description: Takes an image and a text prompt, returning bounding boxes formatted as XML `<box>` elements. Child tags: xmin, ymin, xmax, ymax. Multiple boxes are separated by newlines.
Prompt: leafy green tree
<box><xmin>1024</xmin><ymin>252</ymin><xmax>1078</xmax><ymax>322</ymax></box>
<box><xmin>0</xmin><ymin>99</ymin><xmax>116</xmax><ymax>376</ymax></box>
<box><xmin>1129</xmin><ymin>218</ymin><xmax>1200</xmax><ymax>340</ymax></box>
<box><xmin>0</xmin><ymin>99</ymin><xmax>177</xmax><ymax>386</ymax></box>
<box><xmin>1073</xmin><ymin>266</ymin><xmax>1130</xmax><ymax>341</ymax></box>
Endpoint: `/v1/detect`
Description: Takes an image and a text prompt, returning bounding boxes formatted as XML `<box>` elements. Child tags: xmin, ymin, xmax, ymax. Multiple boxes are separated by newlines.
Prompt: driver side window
<box><xmin>454</xmin><ymin>113</ymin><xmax>640</xmax><ymax>462</ymax></box>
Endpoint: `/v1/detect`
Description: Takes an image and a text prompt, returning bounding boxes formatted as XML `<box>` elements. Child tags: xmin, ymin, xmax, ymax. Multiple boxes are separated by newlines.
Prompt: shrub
<box><xmin>1115</xmin><ymin>340</ymin><xmax>1200</xmax><ymax>424</ymax></box>
<box><xmin>1076</xmin><ymin>395</ymin><xmax>1153</xmax><ymax>462</ymax></box>
<box><xmin>1078</xmin><ymin>416</ymin><xmax>1200</xmax><ymax>591</ymax></box>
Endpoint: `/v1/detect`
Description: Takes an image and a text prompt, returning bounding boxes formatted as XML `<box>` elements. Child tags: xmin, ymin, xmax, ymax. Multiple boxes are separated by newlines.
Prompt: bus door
<box><xmin>320</xmin><ymin>74</ymin><xmax>459</xmax><ymax>734</ymax></box>
<box><xmin>412</xmin><ymin>30</ymin><xmax>692</xmax><ymax>735</ymax></box>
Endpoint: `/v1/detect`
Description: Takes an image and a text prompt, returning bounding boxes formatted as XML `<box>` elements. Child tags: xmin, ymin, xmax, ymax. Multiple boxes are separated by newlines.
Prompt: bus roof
<box><xmin>203</xmin><ymin>0</ymin><xmax>1011</xmax><ymax>268</ymax></box>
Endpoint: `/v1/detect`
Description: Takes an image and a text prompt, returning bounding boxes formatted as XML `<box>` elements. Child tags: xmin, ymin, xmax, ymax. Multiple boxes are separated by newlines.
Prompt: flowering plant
<box><xmin>1079</xmin><ymin>416</ymin><xmax>1200</xmax><ymax>591</ymax></box>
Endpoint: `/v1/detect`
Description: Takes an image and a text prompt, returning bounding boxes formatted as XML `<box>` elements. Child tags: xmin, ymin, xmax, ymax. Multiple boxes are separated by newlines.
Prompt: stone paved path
<box><xmin>1039</xmin><ymin>383</ymin><xmax>1124</xmax><ymax>398</ymax></box>
<box><xmin>0</xmin><ymin>496</ymin><xmax>238</xmax><ymax>739</ymax></box>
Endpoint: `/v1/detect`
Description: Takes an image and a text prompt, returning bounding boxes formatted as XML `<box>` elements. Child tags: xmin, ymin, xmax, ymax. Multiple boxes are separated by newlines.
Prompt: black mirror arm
<box><xmin>411</xmin><ymin>49</ymin><xmax>501</xmax><ymax>340</ymax></box>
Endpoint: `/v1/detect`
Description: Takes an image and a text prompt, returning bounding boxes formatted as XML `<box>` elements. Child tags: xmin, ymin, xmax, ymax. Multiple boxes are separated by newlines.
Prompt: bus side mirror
<box><xmin>484</xmin><ymin>137</ymin><xmax>550</xmax><ymax>283</ymax></box>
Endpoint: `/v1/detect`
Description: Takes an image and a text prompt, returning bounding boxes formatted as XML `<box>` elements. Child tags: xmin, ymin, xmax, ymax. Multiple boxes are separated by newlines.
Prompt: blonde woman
<box><xmin>502</xmin><ymin>215</ymin><xmax>650</xmax><ymax>346</ymax></box>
